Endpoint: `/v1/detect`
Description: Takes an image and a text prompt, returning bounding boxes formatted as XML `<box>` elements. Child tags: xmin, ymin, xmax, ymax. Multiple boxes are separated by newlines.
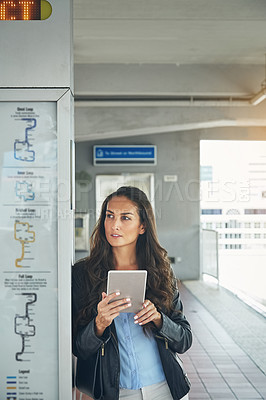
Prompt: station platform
<box><xmin>181</xmin><ymin>281</ymin><xmax>266</xmax><ymax>400</ymax></box>
<box><xmin>74</xmin><ymin>280</ymin><xmax>266</xmax><ymax>400</ymax></box>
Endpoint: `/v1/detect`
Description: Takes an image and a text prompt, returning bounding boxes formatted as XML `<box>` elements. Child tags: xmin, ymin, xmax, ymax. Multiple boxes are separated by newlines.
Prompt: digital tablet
<box><xmin>107</xmin><ymin>270</ymin><xmax>147</xmax><ymax>313</ymax></box>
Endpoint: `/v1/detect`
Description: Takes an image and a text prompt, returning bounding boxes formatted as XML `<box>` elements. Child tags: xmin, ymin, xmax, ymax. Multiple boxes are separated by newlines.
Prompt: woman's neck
<box><xmin>112</xmin><ymin>247</ymin><xmax>138</xmax><ymax>270</ymax></box>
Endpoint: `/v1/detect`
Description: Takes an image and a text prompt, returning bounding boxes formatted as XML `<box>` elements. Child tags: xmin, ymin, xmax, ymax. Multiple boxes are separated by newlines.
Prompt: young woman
<box><xmin>72</xmin><ymin>186</ymin><xmax>192</xmax><ymax>400</ymax></box>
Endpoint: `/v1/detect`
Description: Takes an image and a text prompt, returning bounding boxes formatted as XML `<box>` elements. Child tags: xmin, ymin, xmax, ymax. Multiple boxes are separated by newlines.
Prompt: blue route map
<box><xmin>14</xmin><ymin>118</ymin><xmax>36</xmax><ymax>162</ymax></box>
<box><xmin>15</xmin><ymin>181</ymin><xmax>35</xmax><ymax>201</ymax></box>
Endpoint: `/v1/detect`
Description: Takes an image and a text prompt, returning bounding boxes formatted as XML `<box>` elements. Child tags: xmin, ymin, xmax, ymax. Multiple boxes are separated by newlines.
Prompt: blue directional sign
<box><xmin>94</xmin><ymin>145</ymin><xmax>157</xmax><ymax>165</ymax></box>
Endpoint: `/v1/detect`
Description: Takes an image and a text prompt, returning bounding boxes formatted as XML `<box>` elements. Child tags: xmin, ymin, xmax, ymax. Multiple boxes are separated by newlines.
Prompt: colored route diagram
<box><xmin>14</xmin><ymin>118</ymin><xmax>36</xmax><ymax>162</ymax></box>
<box><xmin>14</xmin><ymin>293</ymin><xmax>37</xmax><ymax>362</ymax></box>
<box><xmin>15</xmin><ymin>181</ymin><xmax>35</xmax><ymax>201</ymax></box>
<box><xmin>14</xmin><ymin>222</ymin><xmax>35</xmax><ymax>268</ymax></box>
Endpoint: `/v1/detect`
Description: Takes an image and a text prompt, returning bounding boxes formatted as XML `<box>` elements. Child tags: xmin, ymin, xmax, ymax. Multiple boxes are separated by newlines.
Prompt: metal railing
<box><xmin>201</xmin><ymin>229</ymin><xmax>219</xmax><ymax>280</ymax></box>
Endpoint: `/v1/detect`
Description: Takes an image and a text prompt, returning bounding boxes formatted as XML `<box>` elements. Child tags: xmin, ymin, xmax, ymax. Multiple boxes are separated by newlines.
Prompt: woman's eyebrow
<box><xmin>106</xmin><ymin>209</ymin><xmax>134</xmax><ymax>215</ymax></box>
<box><xmin>121</xmin><ymin>212</ymin><xmax>134</xmax><ymax>215</ymax></box>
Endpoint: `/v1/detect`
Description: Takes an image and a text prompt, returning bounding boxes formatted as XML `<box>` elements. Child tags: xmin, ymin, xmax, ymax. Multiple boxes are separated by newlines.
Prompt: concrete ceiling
<box><xmin>73</xmin><ymin>0</ymin><xmax>266</xmax><ymax>142</ymax></box>
<box><xmin>73</xmin><ymin>0</ymin><xmax>266</xmax><ymax>65</ymax></box>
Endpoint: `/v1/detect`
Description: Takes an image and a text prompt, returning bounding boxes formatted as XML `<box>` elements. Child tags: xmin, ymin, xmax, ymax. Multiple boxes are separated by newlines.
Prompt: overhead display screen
<box><xmin>0</xmin><ymin>0</ymin><xmax>52</xmax><ymax>20</ymax></box>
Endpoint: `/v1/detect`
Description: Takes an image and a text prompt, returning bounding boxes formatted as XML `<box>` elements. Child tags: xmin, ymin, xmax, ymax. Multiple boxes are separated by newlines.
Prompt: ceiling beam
<box><xmin>75</xmin><ymin>118</ymin><xmax>266</xmax><ymax>142</ymax></box>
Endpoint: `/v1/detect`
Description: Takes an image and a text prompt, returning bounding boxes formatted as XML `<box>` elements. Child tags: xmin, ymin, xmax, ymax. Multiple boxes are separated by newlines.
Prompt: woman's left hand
<box><xmin>134</xmin><ymin>300</ymin><xmax>162</xmax><ymax>329</ymax></box>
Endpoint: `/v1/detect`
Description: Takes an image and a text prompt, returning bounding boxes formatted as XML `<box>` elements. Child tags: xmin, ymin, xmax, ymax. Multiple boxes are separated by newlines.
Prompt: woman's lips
<box><xmin>111</xmin><ymin>234</ymin><xmax>122</xmax><ymax>237</ymax></box>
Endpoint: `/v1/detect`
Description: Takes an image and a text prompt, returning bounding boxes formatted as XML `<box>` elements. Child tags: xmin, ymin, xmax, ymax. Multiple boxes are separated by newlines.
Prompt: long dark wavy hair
<box><xmin>75</xmin><ymin>186</ymin><xmax>177</xmax><ymax>332</ymax></box>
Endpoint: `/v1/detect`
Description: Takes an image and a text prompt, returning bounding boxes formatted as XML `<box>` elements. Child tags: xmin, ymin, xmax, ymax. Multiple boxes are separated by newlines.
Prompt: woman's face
<box><xmin>104</xmin><ymin>196</ymin><xmax>145</xmax><ymax>249</ymax></box>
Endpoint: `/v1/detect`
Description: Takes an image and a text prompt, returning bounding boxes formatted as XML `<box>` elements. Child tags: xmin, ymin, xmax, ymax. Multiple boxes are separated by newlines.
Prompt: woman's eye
<box><xmin>122</xmin><ymin>216</ymin><xmax>130</xmax><ymax>221</ymax></box>
<box><xmin>106</xmin><ymin>214</ymin><xmax>113</xmax><ymax>219</ymax></box>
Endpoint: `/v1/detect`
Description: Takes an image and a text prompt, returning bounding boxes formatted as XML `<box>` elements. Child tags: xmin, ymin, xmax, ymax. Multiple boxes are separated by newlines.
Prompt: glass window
<box><xmin>254</xmin><ymin>222</ymin><xmax>260</xmax><ymax>228</ymax></box>
<box><xmin>75</xmin><ymin>218</ymin><xmax>83</xmax><ymax>228</ymax></box>
<box><xmin>244</xmin><ymin>222</ymin><xmax>251</xmax><ymax>228</ymax></box>
<box><xmin>229</xmin><ymin>220</ymin><xmax>237</xmax><ymax>228</ymax></box>
<box><xmin>254</xmin><ymin>233</ymin><xmax>261</xmax><ymax>239</ymax></box>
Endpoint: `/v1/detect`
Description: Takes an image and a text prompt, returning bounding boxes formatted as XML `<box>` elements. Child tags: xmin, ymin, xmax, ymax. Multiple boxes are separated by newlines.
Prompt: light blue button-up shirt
<box><xmin>114</xmin><ymin>313</ymin><xmax>166</xmax><ymax>389</ymax></box>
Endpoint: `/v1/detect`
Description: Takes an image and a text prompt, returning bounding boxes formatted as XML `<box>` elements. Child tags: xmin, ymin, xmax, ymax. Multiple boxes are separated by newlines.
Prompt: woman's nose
<box><xmin>111</xmin><ymin>218</ymin><xmax>120</xmax><ymax>230</ymax></box>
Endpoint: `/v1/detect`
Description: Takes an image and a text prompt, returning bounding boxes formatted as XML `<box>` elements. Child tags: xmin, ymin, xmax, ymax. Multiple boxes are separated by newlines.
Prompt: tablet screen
<box><xmin>107</xmin><ymin>270</ymin><xmax>147</xmax><ymax>313</ymax></box>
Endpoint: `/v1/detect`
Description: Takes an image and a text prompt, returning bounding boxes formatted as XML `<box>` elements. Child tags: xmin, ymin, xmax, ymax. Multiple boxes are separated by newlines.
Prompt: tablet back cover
<box><xmin>107</xmin><ymin>270</ymin><xmax>147</xmax><ymax>313</ymax></box>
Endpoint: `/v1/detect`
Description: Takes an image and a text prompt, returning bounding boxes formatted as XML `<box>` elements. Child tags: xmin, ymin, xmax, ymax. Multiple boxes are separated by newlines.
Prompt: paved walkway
<box><xmin>181</xmin><ymin>281</ymin><xmax>266</xmax><ymax>400</ymax></box>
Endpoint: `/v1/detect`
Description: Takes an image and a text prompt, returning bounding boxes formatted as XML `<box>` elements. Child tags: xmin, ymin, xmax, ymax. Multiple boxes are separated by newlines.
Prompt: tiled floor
<box><xmin>180</xmin><ymin>282</ymin><xmax>266</xmax><ymax>400</ymax></box>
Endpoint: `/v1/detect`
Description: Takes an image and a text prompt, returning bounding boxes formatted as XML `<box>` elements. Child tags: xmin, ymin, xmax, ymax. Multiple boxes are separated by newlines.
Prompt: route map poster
<box><xmin>0</xmin><ymin>102</ymin><xmax>58</xmax><ymax>400</ymax></box>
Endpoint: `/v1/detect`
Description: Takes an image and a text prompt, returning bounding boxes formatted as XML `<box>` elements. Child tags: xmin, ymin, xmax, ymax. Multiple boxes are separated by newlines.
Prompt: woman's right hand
<box><xmin>95</xmin><ymin>292</ymin><xmax>131</xmax><ymax>337</ymax></box>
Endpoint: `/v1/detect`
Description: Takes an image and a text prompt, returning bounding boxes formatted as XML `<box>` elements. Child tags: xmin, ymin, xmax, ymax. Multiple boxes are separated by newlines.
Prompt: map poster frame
<box><xmin>0</xmin><ymin>89</ymin><xmax>73</xmax><ymax>400</ymax></box>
